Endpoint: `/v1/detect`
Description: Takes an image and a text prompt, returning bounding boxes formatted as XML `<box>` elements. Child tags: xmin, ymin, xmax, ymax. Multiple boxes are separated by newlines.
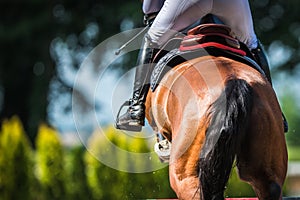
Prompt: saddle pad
<box><xmin>150</xmin><ymin>47</ymin><xmax>265</xmax><ymax>92</ymax></box>
<box><xmin>179</xmin><ymin>24</ymin><xmax>246</xmax><ymax>56</ymax></box>
<box><xmin>150</xmin><ymin>24</ymin><xmax>264</xmax><ymax>92</ymax></box>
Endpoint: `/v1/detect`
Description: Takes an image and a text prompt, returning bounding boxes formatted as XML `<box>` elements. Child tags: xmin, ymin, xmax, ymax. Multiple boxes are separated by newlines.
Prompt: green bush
<box><xmin>0</xmin><ymin>118</ymin><xmax>294</xmax><ymax>199</ymax></box>
<box><xmin>85</xmin><ymin>127</ymin><xmax>134</xmax><ymax>199</ymax></box>
<box><xmin>35</xmin><ymin>124</ymin><xmax>66</xmax><ymax>200</ymax></box>
<box><xmin>64</xmin><ymin>146</ymin><xmax>92</xmax><ymax>200</ymax></box>
<box><xmin>0</xmin><ymin>116</ymin><xmax>34</xmax><ymax>200</ymax></box>
<box><xmin>84</xmin><ymin>126</ymin><xmax>176</xmax><ymax>199</ymax></box>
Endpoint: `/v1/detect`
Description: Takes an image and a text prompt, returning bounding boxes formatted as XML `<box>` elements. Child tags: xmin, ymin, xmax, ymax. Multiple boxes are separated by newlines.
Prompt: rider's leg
<box><xmin>212</xmin><ymin>0</ymin><xmax>258</xmax><ymax>49</ymax></box>
<box><xmin>115</xmin><ymin>35</ymin><xmax>157</xmax><ymax>131</ymax></box>
<box><xmin>147</xmin><ymin>0</ymin><xmax>212</xmax><ymax>46</ymax></box>
<box><xmin>116</xmin><ymin>0</ymin><xmax>212</xmax><ymax>132</ymax></box>
<box><xmin>142</xmin><ymin>0</ymin><xmax>164</xmax><ymax>15</ymax></box>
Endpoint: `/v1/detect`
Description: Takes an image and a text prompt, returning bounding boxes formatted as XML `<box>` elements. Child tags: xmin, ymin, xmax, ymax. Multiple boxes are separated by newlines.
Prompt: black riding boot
<box><xmin>252</xmin><ymin>41</ymin><xmax>289</xmax><ymax>132</ymax></box>
<box><xmin>115</xmin><ymin>36</ymin><xmax>156</xmax><ymax>132</ymax></box>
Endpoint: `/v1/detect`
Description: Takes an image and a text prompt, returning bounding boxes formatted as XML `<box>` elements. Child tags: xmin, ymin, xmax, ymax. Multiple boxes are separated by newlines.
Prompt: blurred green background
<box><xmin>1</xmin><ymin>0</ymin><xmax>300</xmax><ymax>199</ymax></box>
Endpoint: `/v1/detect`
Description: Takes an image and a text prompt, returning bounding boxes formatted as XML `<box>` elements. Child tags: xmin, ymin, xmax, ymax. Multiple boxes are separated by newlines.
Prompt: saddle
<box><xmin>150</xmin><ymin>24</ymin><xmax>265</xmax><ymax>91</ymax></box>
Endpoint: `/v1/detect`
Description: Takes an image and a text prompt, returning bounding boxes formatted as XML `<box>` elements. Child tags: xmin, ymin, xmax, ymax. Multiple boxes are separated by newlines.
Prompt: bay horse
<box><xmin>145</xmin><ymin>42</ymin><xmax>288</xmax><ymax>198</ymax></box>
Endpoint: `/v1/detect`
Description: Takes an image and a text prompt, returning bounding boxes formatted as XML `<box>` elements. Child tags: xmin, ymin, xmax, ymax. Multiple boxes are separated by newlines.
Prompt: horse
<box><xmin>145</xmin><ymin>31</ymin><xmax>288</xmax><ymax>199</ymax></box>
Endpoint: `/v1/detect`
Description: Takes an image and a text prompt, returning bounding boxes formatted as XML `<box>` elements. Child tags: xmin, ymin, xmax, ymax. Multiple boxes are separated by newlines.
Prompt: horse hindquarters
<box><xmin>199</xmin><ymin>79</ymin><xmax>253</xmax><ymax>200</ymax></box>
<box><xmin>236</xmin><ymin>83</ymin><xmax>287</xmax><ymax>200</ymax></box>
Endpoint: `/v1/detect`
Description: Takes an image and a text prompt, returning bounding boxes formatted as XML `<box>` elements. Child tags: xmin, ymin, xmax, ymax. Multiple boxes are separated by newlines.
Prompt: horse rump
<box><xmin>198</xmin><ymin>78</ymin><xmax>253</xmax><ymax>199</ymax></box>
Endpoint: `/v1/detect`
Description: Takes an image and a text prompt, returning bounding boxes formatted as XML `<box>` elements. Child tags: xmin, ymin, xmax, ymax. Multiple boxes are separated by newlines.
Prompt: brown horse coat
<box><xmin>146</xmin><ymin>55</ymin><xmax>287</xmax><ymax>199</ymax></box>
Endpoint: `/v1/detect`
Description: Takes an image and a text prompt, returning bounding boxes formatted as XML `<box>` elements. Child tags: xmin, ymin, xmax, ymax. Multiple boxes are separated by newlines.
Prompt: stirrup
<box><xmin>154</xmin><ymin>139</ymin><xmax>171</xmax><ymax>163</ymax></box>
<box><xmin>115</xmin><ymin>101</ymin><xmax>143</xmax><ymax>132</ymax></box>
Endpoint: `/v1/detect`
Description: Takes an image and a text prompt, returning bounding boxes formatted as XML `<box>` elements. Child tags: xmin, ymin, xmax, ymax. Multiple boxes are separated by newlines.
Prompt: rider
<box><xmin>116</xmin><ymin>0</ymin><xmax>288</xmax><ymax>132</ymax></box>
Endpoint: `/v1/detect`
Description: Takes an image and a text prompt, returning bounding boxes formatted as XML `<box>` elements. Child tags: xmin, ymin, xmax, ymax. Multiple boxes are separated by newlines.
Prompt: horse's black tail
<box><xmin>199</xmin><ymin>79</ymin><xmax>253</xmax><ymax>200</ymax></box>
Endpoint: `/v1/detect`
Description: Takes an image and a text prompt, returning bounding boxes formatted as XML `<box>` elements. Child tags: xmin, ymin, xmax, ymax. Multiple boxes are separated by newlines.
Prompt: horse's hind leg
<box><xmin>248</xmin><ymin>176</ymin><xmax>282</xmax><ymax>199</ymax></box>
<box><xmin>236</xmin><ymin>125</ymin><xmax>287</xmax><ymax>199</ymax></box>
<box><xmin>238</xmin><ymin>168</ymin><xmax>283</xmax><ymax>200</ymax></box>
<box><xmin>236</xmin><ymin>86</ymin><xmax>288</xmax><ymax>199</ymax></box>
<box><xmin>237</xmin><ymin>136</ymin><xmax>287</xmax><ymax>200</ymax></box>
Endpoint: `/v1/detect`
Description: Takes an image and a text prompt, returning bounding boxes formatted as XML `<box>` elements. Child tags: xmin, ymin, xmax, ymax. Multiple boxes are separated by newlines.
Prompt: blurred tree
<box><xmin>0</xmin><ymin>116</ymin><xmax>34</xmax><ymax>200</ymax></box>
<box><xmin>0</xmin><ymin>0</ymin><xmax>143</xmax><ymax>144</ymax></box>
<box><xmin>84</xmin><ymin>126</ymin><xmax>176</xmax><ymax>199</ymax></box>
<box><xmin>65</xmin><ymin>146</ymin><xmax>92</xmax><ymax>200</ymax></box>
<box><xmin>250</xmin><ymin>0</ymin><xmax>300</xmax><ymax>72</ymax></box>
<box><xmin>35</xmin><ymin>124</ymin><xmax>66</xmax><ymax>199</ymax></box>
<box><xmin>0</xmin><ymin>1</ymin><xmax>57</xmax><ymax>144</ymax></box>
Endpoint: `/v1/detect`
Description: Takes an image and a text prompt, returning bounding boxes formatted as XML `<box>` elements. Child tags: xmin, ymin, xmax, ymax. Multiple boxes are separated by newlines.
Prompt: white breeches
<box><xmin>143</xmin><ymin>0</ymin><xmax>258</xmax><ymax>49</ymax></box>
